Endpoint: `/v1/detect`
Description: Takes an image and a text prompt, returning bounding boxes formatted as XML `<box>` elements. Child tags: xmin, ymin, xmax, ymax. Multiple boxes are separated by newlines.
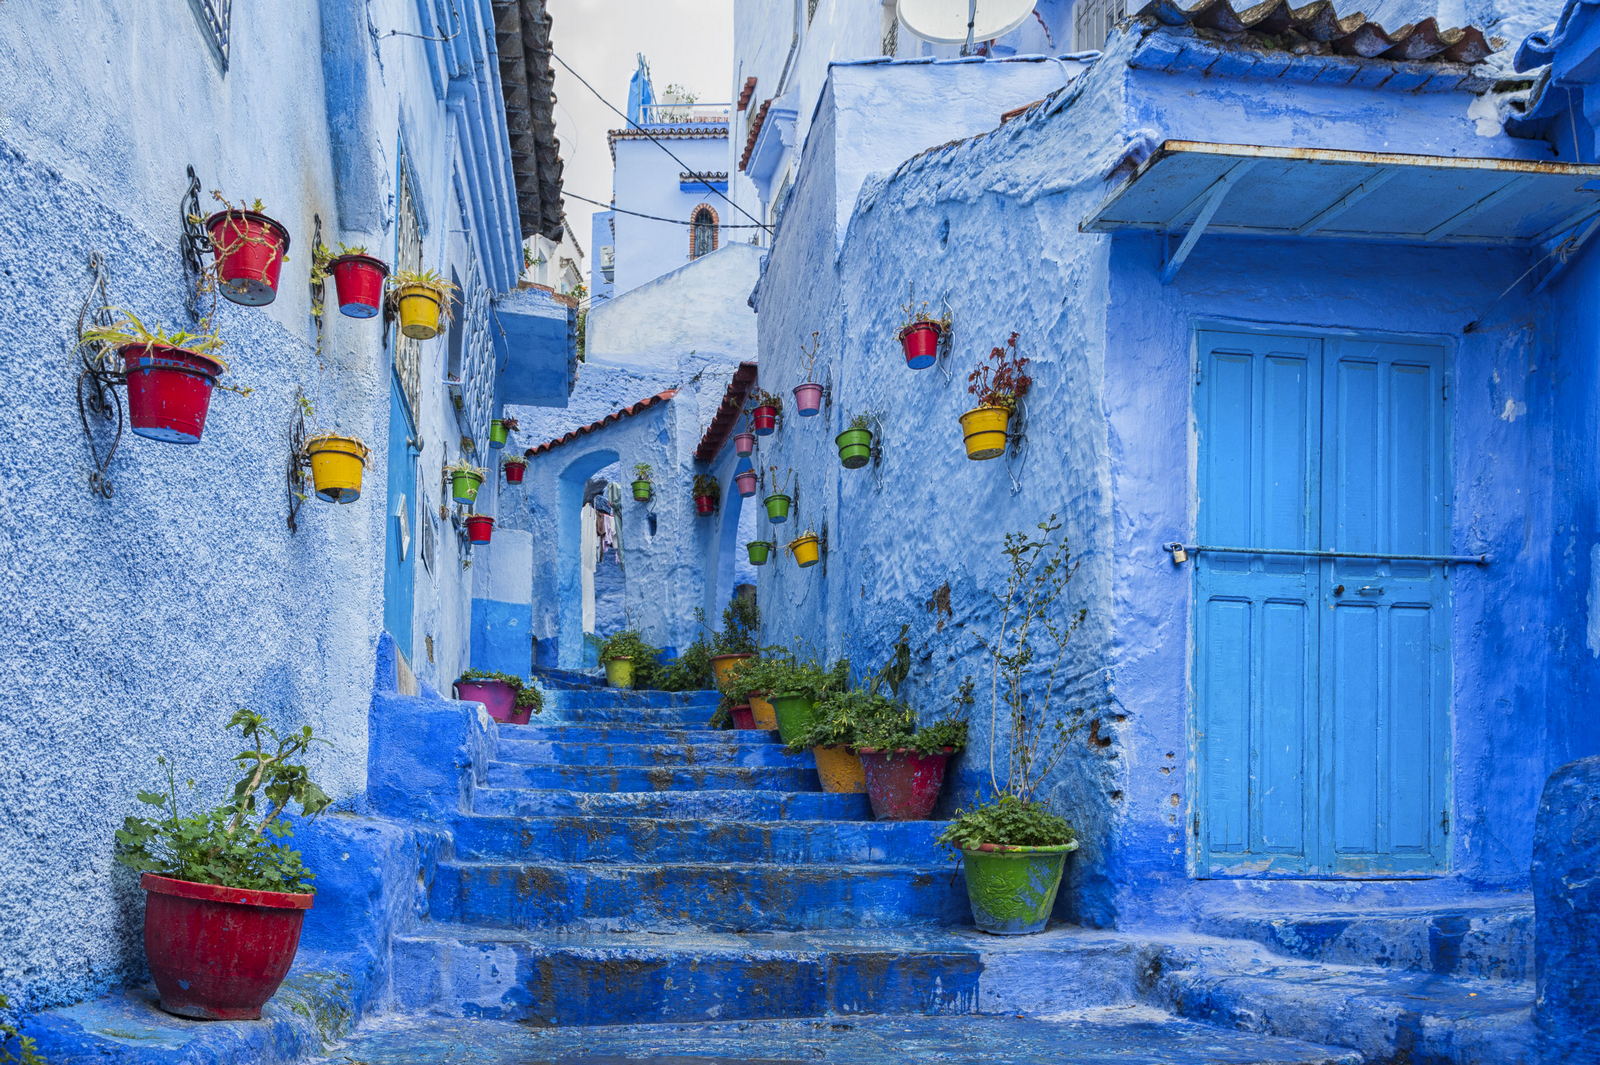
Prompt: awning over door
<box><xmin>1083</xmin><ymin>140</ymin><xmax>1600</xmax><ymax>279</ymax></box>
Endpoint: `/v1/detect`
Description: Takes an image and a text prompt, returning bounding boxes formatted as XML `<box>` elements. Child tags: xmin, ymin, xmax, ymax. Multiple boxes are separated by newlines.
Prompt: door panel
<box><xmin>382</xmin><ymin>373</ymin><xmax>417</xmax><ymax>661</ymax></box>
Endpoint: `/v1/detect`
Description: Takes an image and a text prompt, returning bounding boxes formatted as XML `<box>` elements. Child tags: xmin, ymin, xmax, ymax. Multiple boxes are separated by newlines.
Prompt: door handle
<box><xmin>1357</xmin><ymin>585</ymin><xmax>1384</xmax><ymax>596</ymax></box>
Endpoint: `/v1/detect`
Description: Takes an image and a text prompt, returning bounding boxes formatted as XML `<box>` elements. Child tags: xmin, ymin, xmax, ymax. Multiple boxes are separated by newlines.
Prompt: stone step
<box><xmin>1195</xmin><ymin>902</ymin><xmax>1533</xmax><ymax>982</ymax></box>
<box><xmin>548</xmin><ymin>688</ymin><xmax>721</xmax><ymax>709</ymax></box>
<box><xmin>471</xmin><ymin>786</ymin><xmax>873</xmax><ymax>820</ymax></box>
<box><xmin>1150</xmin><ymin>934</ymin><xmax>1535</xmax><ymax>1065</ymax></box>
<box><xmin>427</xmin><ymin>859</ymin><xmax>969</xmax><ymax>931</ymax></box>
<box><xmin>482</xmin><ymin>760</ymin><xmax>821</xmax><ymax>792</ymax></box>
<box><xmin>390</xmin><ymin>926</ymin><xmax>1151</xmax><ymax>1024</ymax></box>
<box><xmin>504</xmin><ymin>723</ymin><xmax>778</xmax><ymax>745</ymax></box>
<box><xmin>542</xmin><ymin>702</ymin><xmax>720</xmax><ymax>726</ymax></box>
<box><xmin>309</xmin><ymin>1010</ymin><xmax>1362</xmax><ymax>1065</ymax></box>
<box><xmin>451</xmin><ymin>814</ymin><xmax>948</xmax><ymax>864</ymax></box>
<box><xmin>493</xmin><ymin>737</ymin><xmax>810</xmax><ymax>767</ymax></box>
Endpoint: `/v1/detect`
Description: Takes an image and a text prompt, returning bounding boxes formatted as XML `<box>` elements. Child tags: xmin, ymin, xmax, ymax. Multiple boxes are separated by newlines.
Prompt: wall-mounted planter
<box><xmin>769</xmin><ymin>694</ymin><xmax>816</xmax><ymax>746</ymax></box>
<box><xmin>959</xmin><ymin>842</ymin><xmax>1077</xmax><ymax>935</ymax></box>
<box><xmin>328</xmin><ymin>254</ymin><xmax>388</xmax><ymax>319</ymax></box>
<box><xmin>451</xmin><ymin>469</ymin><xmax>484</xmax><ymax>504</ymax></box>
<box><xmin>503</xmin><ymin>459</ymin><xmax>527</xmax><ymax>485</ymax></box>
<box><xmin>751</xmin><ymin>405</ymin><xmax>779</xmax><ymax>436</ymax></box>
<box><xmin>734</xmin><ymin>432</ymin><xmax>756</xmax><ymax>457</ymax></box>
<box><xmin>120</xmin><ymin>345</ymin><xmax>228</xmax><ymax>444</ymax></box>
<box><xmin>858</xmin><ymin>747</ymin><xmax>953</xmax><ymax>821</ymax></box>
<box><xmin>734</xmin><ymin>469</ymin><xmax>759</xmax><ymax>497</ymax></box>
<box><xmin>747</xmin><ymin>540</ymin><xmax>772</xmax><ymax>566</ymax></box>
<box><xmin>631</xmin><ymin>479</ymin><xmax>653</xmax><ymax>501</ymax></box>
<box><xmin>898</xmin><ymin>320</ymin><xmax>943</xmax><ymax>370</ymax></box>
<box><xmin>465</xmin><ymin>514</ymin><xmax>495</xmax><ymax>545</ymax></box>
<box><xmin>959</xmin><ymin>405</ymin><xmax>1012</xmax><ymax>461</ymax></box>
<box><xmin>603</xmin><ymin>656</ymin><xmax>635</xmax><ymax>689</ymax></box>
<box><xmin>763</xmin><ymin>493</ymin><xmax>791</xmax><ymax>524</ymax></box>
<box><xmin>812</xmin><ymin>745</ymin><xmax>868</xmax><ymax>793</ymax></box>
<box><xmin>395</xmin><ymin>282</ymin><xmax>445</xmax><ymax>339</ymax></box>
<box><xmin>305</xmin><ymin>434</ymin><xmax>368</xmax><ymax>503</ymax></box>
<box><xmin>788</xmin><ymin>533</ymin><xmax>820</xmax><ymax>568</ymax></box>
<box><xmin>204</xmin><ymin>210</ymin><xmax>291</xmax><ymax>307</ymax></box>
<box><xmin>792</xmin><ymin>382</ymin><xmax>823</xmax><ymax>417</ymax></box>
<box><xmin>694</xmin><ymin>494</ymin><xmax>718</xmax><ymax>516</ymax></box>
<box><xmin>835</xmin><ymin>428</ymin><xmax>874</xmax><ymax>469</ymax></box>
<box><xmin>140</xmin><ymin>873</ymin><xmax>311</xmax><ymax>1020</ymax></box>
<box><xmin>730</xmin><ymin>704</ymin><xmax>757</xmax><ymax>730</ymax></box>
<box><xmin>489</xmin><ymin>419</ymin><xmax>511</xmax><ymax>449</ymax></box>
<box><xmin>453</xmin><ymin>678</ymin><xmax>529</xmax><ymax>724</ymax></box>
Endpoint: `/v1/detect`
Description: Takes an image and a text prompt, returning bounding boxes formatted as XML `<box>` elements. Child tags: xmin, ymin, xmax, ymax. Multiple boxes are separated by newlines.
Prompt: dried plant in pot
<box><xmin>896</xmin><ymin>298</ymin><xmax>950</xmax><ymax>370</ymax></box>
<box><xmin>390</xmin><ymin>268</ymin><xmax>459</xmax><ymax>340</ymax></box>
<box><xmin>748</xmin><ymin>390</ymin><xmax>783</xmax><ymax>436</ymax></box>
<box><xmin>200</xmin><ymin>194</ymin><xmax>291</xmax><ymax>307</ymax></box>
<box><xmin>961</xmin><ymin>332</ymin><xmax>1031</xmax><ymax>460</ymax></box>
<box><xmin>692</xmin><ymin>472</ymin><xmax>721</xmax><ymax>515</ymax></box>
<box><xmin>792</xmin><ymin>331</ymin><xmax>825</xmax><ymax>416</ymax></box>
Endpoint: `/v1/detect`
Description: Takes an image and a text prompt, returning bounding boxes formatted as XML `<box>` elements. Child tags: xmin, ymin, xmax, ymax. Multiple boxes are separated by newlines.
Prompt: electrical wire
<box><xmin>550</xmin><ymin>50</ymin><xmax>772</xmax><ymax>232</ymax></box>
<box><xmin>565</xmin><ymin>189</ymin><xmax>768</xmax><ymax>228</ymax></box>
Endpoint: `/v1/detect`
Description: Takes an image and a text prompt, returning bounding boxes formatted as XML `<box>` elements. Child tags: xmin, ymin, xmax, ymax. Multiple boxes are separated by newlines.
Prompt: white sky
<box><xmin>546</xmin><ymin>0</ymin><xmax>736</xmax><ymax>251</ymax></box>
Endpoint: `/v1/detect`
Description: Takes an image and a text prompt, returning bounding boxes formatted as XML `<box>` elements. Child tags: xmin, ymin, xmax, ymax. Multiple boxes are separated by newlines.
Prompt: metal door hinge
<box><xmin>1441</xmin><ymin>809</ymin><xmax>1450</xmax><ymax>835</ymax></box>
<box><xmin>1192</xmin><ymin>812</ymin><xmax>1201</xmax><ymax>837</ymax></box>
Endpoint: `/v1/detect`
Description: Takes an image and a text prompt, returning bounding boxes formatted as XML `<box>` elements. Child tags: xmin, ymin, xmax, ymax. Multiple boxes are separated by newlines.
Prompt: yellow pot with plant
<box><xmin>960</xmin><ymin>331</ymin><xmax>1030</xmax><ymax>461</ymax></box>
<box><xmin>749</xmin><ymin>694</ymin><xmax>778</xmax><ymax>730</ymax></box>
<box><xmin>812</xmin><ymin>745</ymin><xmax>868</xmax><ymax>793</ymax></box>
<box><xmin>305</xmin><ymin>434</ymin><xmax>369</xmax><ymax>503</ymax></box>
<box><xmin>391</xmin><ymin>269</ymin><xmax>459</xmax><ymax>340</ymax></box>
<box><xmin>788</xmin><ymin>530</ymin><xmax>821</xmax><ymax>568</ymax></box>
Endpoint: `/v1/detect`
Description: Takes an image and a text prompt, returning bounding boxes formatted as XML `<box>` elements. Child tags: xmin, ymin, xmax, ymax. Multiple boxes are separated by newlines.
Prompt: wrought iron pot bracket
<box><xmin>286</xmin><ymin>388</ymin><xmax>311</xmax><ymax>533</ymax></box>
<box><xmin>179</xmin><ymin>165</ymin><xmax>219</xmax><ymax>326</ymax></box>
<box><xmin>75</xmin><ymin>251</ymin><xmax>124</xmax><ymax>498</ymax></box>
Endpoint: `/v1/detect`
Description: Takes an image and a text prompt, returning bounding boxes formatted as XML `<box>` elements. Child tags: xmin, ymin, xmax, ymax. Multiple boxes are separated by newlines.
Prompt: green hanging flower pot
<box><xmin>450</xmin><ymin>468</ymin><xmax>484</xmax><ymax>504</ymax></box>
<box><xmin>835</xmin><ymin>427</ymin><xmax>874</xmax><ymax>470</ymax></box>
<box><xmin>489</xmin><ymin>419</ymin><xmax>512</xmax><ymax>449</ymax></box>
<box><xmin>764</xmin><ymin>493</ymin><xmax>792</xmax><ymax>524</ymax></box>
<box><xmin>632</xmin><ymin>479</ymin><xmax>653</xmax><ymax>502</ymax></box>
<box><xmin>747</xmin><ymin>540</ymin><xmax>772</xmax><ymax>566</ymax></box>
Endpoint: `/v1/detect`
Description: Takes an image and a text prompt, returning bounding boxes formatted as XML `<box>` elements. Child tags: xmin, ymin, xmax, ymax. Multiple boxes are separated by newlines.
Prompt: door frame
<box><xmin>1185</xmin><ymin>317</ymin><xmax>1457</xmax><ymax>880</ymax></box>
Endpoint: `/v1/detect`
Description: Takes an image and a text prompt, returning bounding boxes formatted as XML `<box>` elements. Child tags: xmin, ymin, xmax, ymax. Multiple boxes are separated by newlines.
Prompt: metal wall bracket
<box><xmin>180</xmin><ymin>165</ymin><xmax>217</xmax><ymax>325</ymax></box>
<box><xmin>286</xmin><ymin>388</ymin><xmax>311</xmax><ymax>533</ymax></box>
<box><xmin>74</xmin><ymin>251</ymin><xmax>124</xmax><ymax>498</ymax></box>
<box><xmin>1160</xmin><ymin>159</ymin><xmax>1257</xmax><ymax>284</ymax></box>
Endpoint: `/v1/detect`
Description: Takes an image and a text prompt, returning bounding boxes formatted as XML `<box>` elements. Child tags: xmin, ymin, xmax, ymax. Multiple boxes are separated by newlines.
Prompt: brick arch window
<box><xmin>689</xmin><ymin>204</ymin><xmax>719</xmax><ymax>259</ymax></box>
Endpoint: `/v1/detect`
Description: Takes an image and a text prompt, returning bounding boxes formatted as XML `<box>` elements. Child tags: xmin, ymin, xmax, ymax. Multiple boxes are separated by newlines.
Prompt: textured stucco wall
<box><xmin>587</xmin><ymin>243</ymin><xmax>763</xmax><ymax>369</ymax></box>
<box><xmin>0</xmin><ymin>0</ymin><xmax>523</xmax><ymax>1013</ymax></box>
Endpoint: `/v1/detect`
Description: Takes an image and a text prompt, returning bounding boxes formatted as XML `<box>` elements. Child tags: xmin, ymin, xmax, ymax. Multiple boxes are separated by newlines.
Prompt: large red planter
<box><xmin>204</xmin><ymin>210</ymin><xmax>291</xmax><ymax>307</ymax></box>
<box><xmin>734</xmin><ymin>469</ymin><xmax>758</xmax><ymax>497</ymax></box>
<box><xmin>730</xmin><ymin>704</ymin><xmax>756</xmax><ymax>730</ymax></box>
<box><xmin>328</xmin><ymin>254</ymin><xmax>389</xmax><ymax>319</ymax></box>
<box><xmin>465</xmin><ymin>514</ymin><xmax>495</xmax><ymax>544</ymax></box>
<box><xmin>899</xmin><ymin>321</ymin><xmax>943</xmax><ymax>369</ymax></box>
<box><xmin>858</xmin><ymin>747</ymin><xmax>953</xmax><ymax>821</ymax></box>
<box><xmin>733</xmin><ymin>432</ymin><xmax>756</xmax><ymax>457</ymax></box>
<box><xmin>694</xmin><ymin>495</ymin><xmax>717</xmax><ymax>515</ymax></box>
<box><xmin>140</xmin><ymin>873</ymin><xmax>312</xmax><ymax>1020</ymax></box>
<box><xmin>751</xmin><ymin>405</ymin><xmax>778</xmax><ymax>436</ymax></box>
<box><xmin>504</xmin><ymin>461</ymin><xmax>527</xmax><ymax>485</ymax></box>
<box><xmin>120</xmin><ymin>345</ymin><xmax>227</xmax><ymax>444</ymax></box>
<box><xmin>454</xmin><ymin>678</ymin><xmax>530</xmax><ymax>724</ymax></box>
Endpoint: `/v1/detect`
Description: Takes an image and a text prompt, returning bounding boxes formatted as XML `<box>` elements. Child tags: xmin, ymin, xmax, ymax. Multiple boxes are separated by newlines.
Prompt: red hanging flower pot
<box><xmin>328</xmin><ymin>253</ymin><xmax>389</xmax><ymax>319</ymax></box>
<box><xmin>120</xmin><ymin>345</ymin><xmax>228</xmax><ymax>444</ymax></box>
<box><xmin>734</xmin><ymin>432</ymin><xmax>756</xmax><ymax>457</ymax></box>
<box><xmin>466</xmin><ymin>514</ymin><xmax>495</xmax><ymax>544</ymax></box>
<box><xmin>899</xmin><ymin>320</ymin><xmax>943</xmax><ymax>369</ymax></box>
<box><xmin>204</xmin><ymin>210</ymin><xmax>291</xmax><ymax>307</ymax></box>
<box><xmin>751</xmin><ymin>405</ymin><xmax>779</xmax><ymax>436</ymax></box>
<box><xmin>140</xmin><ymin>873</ymin><xmax>312</xmax><ymax>1020</ymax></box>
<box><xmin>503</xmin><ymin>459</ymin><xmax>527</xmax><ymax>485</ymax></box>
<box><xmin>694</xmin><ymin>495</ymin><xmax>717</xmax><ymax>516</ymax></box>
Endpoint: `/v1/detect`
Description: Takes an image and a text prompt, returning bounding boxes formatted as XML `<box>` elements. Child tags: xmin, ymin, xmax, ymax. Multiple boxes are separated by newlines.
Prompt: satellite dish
<box><xmin>896</xmin><ymin>0</ymin><xmax>1036</xmax><ymax>46</ymax></box>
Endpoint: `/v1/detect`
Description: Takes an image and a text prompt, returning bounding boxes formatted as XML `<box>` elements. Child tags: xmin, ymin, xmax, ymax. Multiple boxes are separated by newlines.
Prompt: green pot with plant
<box><xmin>114</xmin><ymin>711</ymin><xmax>332</xmax><ymax>1020</ymax></box>
<box><xmin>489</xmin><ymin>416</ymin><xmax>518</xmax><ymax>449</ymax></box>
<box><xmin>766</xmin><ymin>657</ymin><xmax>849</xmax><ymax>745</ymax></box>
<box><xmin>836</xmin><ymin>413</ymin><xmax>875</xmax><ymax>469</ymax></box>
<box><xmin>787</xmin><ymin>688</ymin><xmax>905</xmax><ymax>793</ymax></box>
<box><xmin>942</xmin><ymin>515</ymin><xmax>1086</xmax><ymax>933</ymax></box>
<box><xmin>747</xmin><ymin>540</ymin><xmax>773</xmax><ymax>566</ymax></box>
<box><xmin>447</xmin><ymin>460</ymin><xmax>486</xmax><ymax>504</ymax></box>
<box><xmin>632</xmin><ymin>462</ymin><xmax>654</xmax><ymax>502</ymax></box>
<box><xmin>454</xmin><ymin>669</ymin><xmax>544</xmax><ymax>724</ymax></box>
<box><xmin>601</xmin><ymin>630</ymin><xmax>656</xmax><ymax>689</ymax></box>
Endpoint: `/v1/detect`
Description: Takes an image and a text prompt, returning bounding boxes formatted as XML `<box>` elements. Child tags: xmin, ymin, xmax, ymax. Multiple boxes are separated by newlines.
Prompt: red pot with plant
<box><xmin>205</xmin><ymin>207</ymin><xmax>291</xmax><ymax>307</ymax></box>
<box><xmin>749</xmin><ymin>391</ymin><xmax>782</xmax><ymax>437</ymax></box>
<box><xmin>328</xmin><ymin>250</ymin><xmax>389</xmax><ymax>319</ymax></box>
<box><xmin>731</xmin><ymin>704</ymin><xmax>757</xmax><ymax>729</ymax></box>
<box><xmin>504</xmin><ymin>458</ymin><xmax>528</xmax><ymax>485</ymax></box>
<box><xmin>121</xmin><ymin>345</ymin><xmax>229</xmax><ymax>444</ymax></box>
<box><xmin>734</xmin><ymin>432</ymin><xmax>756</xmax><ymax>457</ymax></box>
<box><xmin>859</xmin><ymin>747</ymin><xmax>955</xmax><ymax>821</ymax></box>
<box><xmin>897</xmin><ymin>301</ymin><xmax>949</xmax><ymax>370</ymax></box>
<box><xmin>466</xmin><ymin>514</ymin><xmax>495</xmax><ymax>544</ymax></box>
<box><xmin>693</xmin><ymin>473</ymin><xmax>721</xmax><ymax>515</ymax></box>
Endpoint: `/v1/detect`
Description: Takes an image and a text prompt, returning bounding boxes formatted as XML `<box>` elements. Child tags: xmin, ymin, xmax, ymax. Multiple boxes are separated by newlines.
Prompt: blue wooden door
<box><xmin>382</xmin><ymin>373</ymin><xmax>418</xmax><ymax>662</ymax></box>
<box><xmin>1195</xmin><ymin>328</ymin><xmax>1449</xmax><ymax>877</ymax></box>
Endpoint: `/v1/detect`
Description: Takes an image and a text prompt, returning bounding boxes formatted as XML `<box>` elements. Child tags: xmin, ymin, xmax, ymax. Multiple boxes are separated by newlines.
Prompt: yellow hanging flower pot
<box><xmin>305</xmin><ymin>434</ymin><xmax>369</xmax><ymax>503</ymax></box>
<box><xmin>958</xmin><ymin>404</ymin><xmax>1012</xmax><ymax>461</ymax></box>
<box><xmin>390</xmin><ymin>270</ymin><xmax>459</xmax><ymax>340</ymax></box>
<box><xmin>788</xmin><ymin>532</ymin><xmax>821</xmax><ymax>568</ymax></box>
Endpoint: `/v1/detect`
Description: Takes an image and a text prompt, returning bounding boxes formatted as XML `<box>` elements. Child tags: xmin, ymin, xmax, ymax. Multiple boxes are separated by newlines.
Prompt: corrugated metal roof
<box><xmin>694</xmin><ymin>363</ymin><xmax>759</xmax><ymax>464</ymax></box>
<box><xmin>1136</xmin><ymin>0</ymin><xmax>1497</xmax><ymax>64</ymax></box>
<box><xmin>525</xmin><ymin>391</ymin><xmax>676</xmax><ymax>457</ymax></box>
<box><xmin>492</xmin><ymin>0</ymin><xmax>565</xmax><ymax>243</ymax></box>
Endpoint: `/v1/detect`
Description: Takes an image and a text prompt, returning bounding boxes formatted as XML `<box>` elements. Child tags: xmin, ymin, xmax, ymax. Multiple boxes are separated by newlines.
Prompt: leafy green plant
<box><xmin>114</xmin><ymin>711</ymin><xmax>333</xmax><ymax>894</ymax></box>
<box><xmin>0</xmin><ymin>994</ymin><xmax>46</xmax><ymax>1065</ymax></box>
<box><xmin>81</xmin><ymin>310</ymin><xmax>225</xmax><ymax>361</ymax></box>
<box><xmin>847</xmin><ymin>412</ymin><xmax>874</xmax><ymax>432</ymax></box>
<box><xmin>966</xmin><ymin>332</ymin><xmax>1031</xmax><ymax>412</ymax></box>
<box><xmin>633</xmin><ymin>463</ymin><xmax>653</xmax><ymax>481</ymax></box>
<box><xmin>692</xmin><ymin>473</ymin><xmax>721</xmax><ymax>499</ymax></box>
<box><xmin>600</xmin><ymin>630</ymin><xmax>657</xmax><ymax>663</ymax></box>
<box><xmin>937</xmin><ymin>792</ymin><xmax>1075</xmax><ymax>851</ymax></box>
<box><xmin>457</xmin><ymin>669</ymin><xmax>544</xmax><ymax>712</ymax></box>
<box><xmin>712</xmin><ymin>595</ymin><xmax>760</xmax><ymax>656</ymax></box>
<box><xmin>787</xmin><ymin>688</ymin><xmax>902</xmax><ymax>752</ymax></box>
<box><xmin>390</xmin><ymin>269</ymin><xmax>460</xmax><ymax>326</ymax></box>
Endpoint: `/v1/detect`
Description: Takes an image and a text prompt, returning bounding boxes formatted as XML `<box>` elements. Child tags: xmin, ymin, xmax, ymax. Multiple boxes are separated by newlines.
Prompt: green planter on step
<box><xmin>747</xmin><ymin>540</ymin><xmax>772</xmax><ymax>565</ymax></box>
<box><xmin>764</xmin><ymin>493</ymin><xmax>792</xmax><ymax>524</ymax></box>
<box><xmin>768</xmin><ymin>693</ymin><xmax>815</xmax><ymax>744</ymax></box>
<box><xmin>835</xmin><ymin>428</ymin><xmax>874</xmax><ymax>469</ymax></box>
<box><xmin>959</xmin><ymin>842</ymin><xmax>1078</xmax><ymax>935</ymax></box>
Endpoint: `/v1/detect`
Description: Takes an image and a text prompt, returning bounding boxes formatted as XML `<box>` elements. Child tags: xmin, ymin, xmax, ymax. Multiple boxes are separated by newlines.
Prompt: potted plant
<box><xmin>836</xmin><ymin>412</ymin><xmax>875</xmax><ymax>470</ymax></box>
<box><xmin>447</xmin><ymin>460</ymin><xmax>486</xmax><ymax>504</ymax></box>
<box><xmin>734</xmin><ymin>463</ymin><xmax>759</xmax><ymax>497</ymax></box>
<box><xmin>693</xmin><ymin>473</ymin><xmax>721</xmax><ymax>515</ymax></box>
<box><xmin>600</xmin><ymin>630</ymin><xmax>656</xmax><ymax>689</ymax></box>
<box><xmin>747</xmin><ymin>539</ymin><xmax>773</xmax><ymax>566</ymax></box>
<box><xmin>503</xmin><ymin>455</ymin><xmax>528</xmax><ymax>484</ymax></box>
<box><xmin>748</xmin><ymin>390</ymin><xmax>783</xmax><ymax>436</ymax></box>
<box><xmin>784</xmin><ymin>688</ymin><xmax>893</xmax><ymax>794</ymax></box>
<box><xmin>113</xmin><ymin>710</ymin><xmax>332</xmax><ymax>1019</ymax></box>
<box><xmin>465</xmin><ymin>513</ymin><xmax>495</xmax><ymax>545</ymax></box>
<box><xmin>763</xmin><ymin>467</ymin><xmax>792</xmax><ymax>524</ymax></box>
<box><xmin>897</xmin><ymin>299</ymin><xmax>950</xmax><ymax>370</ymax></box>
<box><xmin>720</xmin><ymin>654</ymin><xmax>787</xmax><ymax>730</ymax></box>
<box><xmin>304</xmin><ymin>431</ymin><xmax>369</xmax><ymax>503</ymax></box>
<box><xmin>708</xmin><ymin>594</ymin><xmax>760</xmax><ymax>685</ymax></box>
<box><xmin>961</xmin><ymin>332</ymin><xmax>1031</xmax><ymax>460</ymax></box>
<box><xmin>857</xmin><ymin>712</ymin><xmax>967</xmax><ymax>822</ymax></box>
<box><xmin>81</xmin><ymin>313</ymin><xmax>231</xmax><ymax>444</ymax></box>
<box><xmin>453</xmin><ymin>668</ymin><xmax>544</xmax><ymax>724</ymax></box>
<box><xmin>734</xmin><ymin>428</ymin><xmax>757</xmax><ymax>457</ymax></box>
<box><xmin>942</xmin><ymin>516</ymin><xmax>1085</xmax><ymax>933</ymax></box>
<box><xmin>390</xmin><ymin>269</ymin><xmax>459</xmax><ymax>340</ymax></box>
<box><xmin>729</xmin><ymin>701</ymin><xmax>757</xmax><ymax>729</ymax></box>
<box><xmin>326</xmin><ymin>244</ymin><xmax>389</xmax><ymax>319</ymax></box>
<box><xmin>763</xmin><ymin>656</ymin><xmax>849</xmax><ymax>745</ymax></box>
<box><xmin>793</xmin><ymin>331</ymin><xmax>824</xmax><ymax>416</ymax></box>
<box><xmin>632</xmin><ymin>463</ymin><xmax>654</xmax><ymax>501</ymax></box>
<box><xmin>489</xmin><ymin>416</ymin><xmax>518</xmax><ymax>450</ymax></box>
<box><xmin>788</xmin><ymin>528</ymin><xmax>821</xmax><ymax>568</ymax></box>
<box><xmin>201</xmin><ymin>196</ymin><xmax>291</xmax><ymax>307</ymax></box>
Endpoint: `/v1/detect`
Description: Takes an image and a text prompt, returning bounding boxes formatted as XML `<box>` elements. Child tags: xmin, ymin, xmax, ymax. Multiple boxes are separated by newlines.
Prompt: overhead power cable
<box><xmin>549</xmin><ymin>50</ymin><xmax>771</xmax><ymax>232</ymax></box>
<box><xmin>565</xmin><ymin>189</ymin><xmax>767</xmax><ymax>228</ymax></box>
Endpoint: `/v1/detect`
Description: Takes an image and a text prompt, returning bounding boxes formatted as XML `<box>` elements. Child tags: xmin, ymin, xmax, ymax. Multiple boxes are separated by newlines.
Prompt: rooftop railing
<box><xmin>639</xmin><ymin>103</ymin><xmax>731</xmax><ymax>126</ymax></box>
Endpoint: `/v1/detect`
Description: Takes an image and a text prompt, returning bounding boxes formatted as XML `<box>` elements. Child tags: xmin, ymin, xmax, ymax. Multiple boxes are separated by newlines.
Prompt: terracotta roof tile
<box><xmin>526</xmin><ymin>390</ymin><xmax>676</xmax><ymax>457</ymax></box>
<box><xmin>1135</xmin><ymin>0</ymin><xmax>1497</xmax><ymax>64</ymax></box>
<box><xmin>738</xmin><ymin>76</ymin><xmax>758</xmax><ymax>111</ymax></box>
<box><xmin>739</xmin><ymin>99</ymin><xmax>772</xmax><ymax>172</ymax></box>
<box><xmin>694</xmin><ymin>363</ymin><xmax>759</xmax><ymax>463</ymax></box>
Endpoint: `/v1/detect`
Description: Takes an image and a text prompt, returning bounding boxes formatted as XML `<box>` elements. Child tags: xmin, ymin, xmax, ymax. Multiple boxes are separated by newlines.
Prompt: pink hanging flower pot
<box><xmin>735</xmin><ymin>469</ymin><xmax>759</xmax><ymax>497</ymax></box>
<box><xmin>734</xmin><ymin>432</ymin><xmax>756</xmax><ymax>457</ymax></box>
<box><xmin>792</xmin><ymin>382</ymin><xmax>824</xmax><ymax>417</ymax></box>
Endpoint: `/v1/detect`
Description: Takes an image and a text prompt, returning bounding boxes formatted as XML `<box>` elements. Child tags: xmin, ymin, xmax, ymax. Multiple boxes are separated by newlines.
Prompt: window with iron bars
<box><xmin>394</xmin><ymin>160</ymin><xmax>425</xmax><ymax>421</ymax></box>
<box><xmin>1074</xmin><ymin>0</ymin><xmax>1125</xmax><ymax>50</ymax></box>
<box><xmin>186</xmin><ymin>0</ymin><xmax>232</xmax><ymax>71</ymax></box>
